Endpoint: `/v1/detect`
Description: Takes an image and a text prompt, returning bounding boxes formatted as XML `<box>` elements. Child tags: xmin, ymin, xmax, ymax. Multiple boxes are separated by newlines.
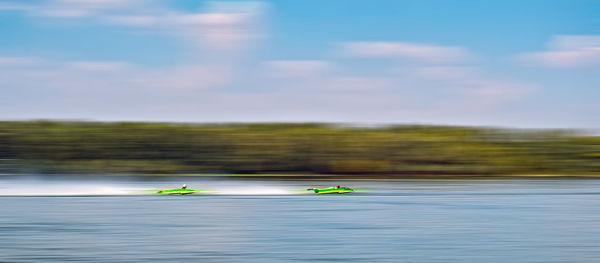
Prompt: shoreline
<box><xmin>1</xmin><ymin>173</ymin><xmax>599</xmax><ymax>179</ymax></box>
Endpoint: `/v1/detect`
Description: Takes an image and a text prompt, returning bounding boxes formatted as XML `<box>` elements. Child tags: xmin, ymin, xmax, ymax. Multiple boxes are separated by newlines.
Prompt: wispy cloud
<box><xmin>412</xmin><ymin>66</ymin><xmax>474</xmax><ymax>80</ymax></box>
<box><xmin>0</xmin><ymin>2</ymin><xmax>34</xmax><ymax>11</ymax></box>
<box><xmin>265</xmin><ymin>60</ymin><xmax>331</xmax><ymax>77</ymax></box>
<box><xmin>345</xmin><ymin>41</ymin><xmax>540</xmax><ymax>106</ymax></box>
<box><xmin>24</xmin><ymin>0</ymin><xmax>148</xmax><ymax>18</ymax></box>
<box><xmin>162</xmin><ymin>4</ymin><xmax>265</xmax><ymax>51</ymax></box>
<box><xmin>265</xmin><ymin>41</ymin><xmax>534</xmax><ymax>109</ymax></box>
<box><xmin>1</xmin><ymin>0</ymin><xmax>266</xmax><ymax>51</ymax></box>
<box><xmin>1</xmin><ymin>1</ymin><xmax>591</xmax><ymax>129</ymax></box>
<box><xmin>519</xmin><ymin>35</ymin><xmax>600</xmax><ymax>68</ymax></box>
<box><xmin>0</xmin><ymin>56</ymin><xmax>229</xmax><ymax>92</ymax></box>
<box><xmin>412</xmin><ymin>65</ymin><xmax>536</xmax><ymax>105</ymax></box>
<box><xmin>264</xmin><ymin>59</ymin><xmax>394</xmax><ymax>92</ymax></box>
<box><xmin>0</xmin><ymin>56</ymin><xmax>42</xmax><ymax>67</ymax></box>
<box><xmin>68</xmin><ymin>61</ymin><xmax>130</xmax><ymax>72</ymax></box>
<box><xmin>340</xmin><ymin>41</ymin><xmax>472</xmax><ymax>64</ymax></box>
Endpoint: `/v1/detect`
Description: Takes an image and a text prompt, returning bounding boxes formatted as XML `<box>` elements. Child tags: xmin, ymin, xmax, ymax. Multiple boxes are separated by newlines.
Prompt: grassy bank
<box><xmin>1</xmin><ymin>121</ymin><xmax>599</xmax><ymax>176</ymax></box>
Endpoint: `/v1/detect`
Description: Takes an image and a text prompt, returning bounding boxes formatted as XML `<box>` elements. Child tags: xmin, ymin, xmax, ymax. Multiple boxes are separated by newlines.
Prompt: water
<box><xmin>1</xmin><ymin>178</ymin><xmax>599</xmax><ymax>262</ymax></box>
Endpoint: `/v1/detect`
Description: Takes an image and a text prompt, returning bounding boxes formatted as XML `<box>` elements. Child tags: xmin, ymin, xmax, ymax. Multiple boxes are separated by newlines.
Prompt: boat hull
<box><xmin>311</xmin><ymin>187</ymin><xmax>354</xmax><ymax>194</ymax></box>
<box><xmin>156</xmin><ymin>189</ymin><xmax>199</xmax><ymax>195</ymax></box>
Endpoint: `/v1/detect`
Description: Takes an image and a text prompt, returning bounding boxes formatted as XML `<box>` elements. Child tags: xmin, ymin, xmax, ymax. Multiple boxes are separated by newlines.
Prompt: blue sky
<box><xmin>0</xmin><ymin>0</ymin><xmax>598</xmax><ymax>130</ymax></box>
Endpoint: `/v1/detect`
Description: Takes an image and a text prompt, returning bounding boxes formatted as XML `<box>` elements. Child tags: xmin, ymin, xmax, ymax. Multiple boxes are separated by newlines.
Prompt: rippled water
<box><xmin>1</xmin><ymin>178</ymin><xmax>599</xmax><ymax>262</ymax></box>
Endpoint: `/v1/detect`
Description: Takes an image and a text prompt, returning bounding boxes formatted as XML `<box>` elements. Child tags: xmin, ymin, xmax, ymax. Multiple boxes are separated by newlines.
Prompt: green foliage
<box><xmin>0</xmin><ymin>121</ymin><xmax>598</xmax><ymax>175</ymax></box>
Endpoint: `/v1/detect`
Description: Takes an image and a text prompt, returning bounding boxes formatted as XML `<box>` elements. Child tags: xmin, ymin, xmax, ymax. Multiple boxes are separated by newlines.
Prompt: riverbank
<box><xmin>1</xmin><ymin>172</ymin><xmax>599</xmax><ymax>179</ymax></box>
<box><xmin>2</xmin><ymin>121</ymin><xmax>599</xmax><ymax>175</ymax></box>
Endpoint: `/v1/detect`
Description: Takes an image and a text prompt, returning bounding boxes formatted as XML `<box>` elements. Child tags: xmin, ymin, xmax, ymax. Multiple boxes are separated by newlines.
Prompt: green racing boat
<box><xmin>156</xmin><ymin>185</ymin><xmax>199</xmax><ymax>195</ymax></box>
<box><xmin>307</xmin><ymin>185</ymin><xmax>354</xmax><ymax>194</ymax></box>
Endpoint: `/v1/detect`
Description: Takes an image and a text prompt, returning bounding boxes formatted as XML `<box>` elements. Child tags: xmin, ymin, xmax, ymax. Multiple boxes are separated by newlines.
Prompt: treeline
<box><xmin>0</xmin><ymin>121</ymin><xmax>599</xmax><ymax>176</ymax></box>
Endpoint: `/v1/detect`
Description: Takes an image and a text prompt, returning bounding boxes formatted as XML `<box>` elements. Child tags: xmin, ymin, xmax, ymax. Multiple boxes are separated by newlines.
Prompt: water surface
<box><xmin>1</xmin><ymin>178</ymin><xmax>599</xmax><ymax>262</ymax></box>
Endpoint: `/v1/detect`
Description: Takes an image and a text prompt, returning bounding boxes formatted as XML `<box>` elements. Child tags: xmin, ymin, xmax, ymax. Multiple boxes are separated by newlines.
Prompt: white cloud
<box><xmin>265</xmin><ymin>60</ymin><xmax>331</xmax><ymax>77</ymax></box>
<box><xmin>168</xmin><ymin>2</ymin><xmax>266</xmax><ymax>51</ymax></box>
<box><xmin>0</xmin><ymin>55</ymin><xmax>588</xmax><ymax>129</ymax></box>
<box><xmin>462</xmin><ymin>79</ymin><xmax>537</xmax><ymax>103</ymax></box>
<box><xmin>340</xmin><ymin>41</ymin><xmax>472</xmax><ymax>64</ymax></box>
<box><xmin>0</xmin><ymin>0</ymin><xmax>151</xmax><ymax>18</ymax></box>
<box><xmin>105</xmin><ymin>15</ymin><xmax>158</xmax><ymax>26</ymax></box>
<box><xmin>519</xmin><ymin>35</ymin><xmax>600</xmax><ymax>68</ymax></box>
<box><xmin>2</xmin><ymin>4</ymin><xmax>586</xmax><ymax>129</ymax></box>
<box><xmin>551</xmin><ymin>35</ymin><xmax>600</xmax><ymax>50</ymax></box>
<box><xmin>412</xmin><ymin>66</ymin><xmax>474</xmax><ymax>80</ymax></box>
<box><xmin>0</xmin><ymin>56</ymin><xmax>228</xmax><ymax>93</ymax></box>
<box><xmin>40</xmin><ymin>8</ymin><xmax>90</xmax><ymax>18</ymax></box>
<box><xmin>2</xmin><ymin>0</ymin><xmax>265</xmax><ymax>51</ymax></box>
<box><xmin>56</xmin><ymin>0</ymin><xmax>133</xmax><ymax>6</ymax></box>
<box><xmin>0</xmin><ymin>57</ymin><xmax>42</xmax><ymax>67</ymax></box>
<box><xmin>0</xmin><ymin>2</ymin><xmax>34</xmax><ymax>11</ymax></box>
<box><xmin>264</xmin><ymin>60</ymin><xmax>392</xmax><ymax>92</ymax></box>
<box><xmin>412</xmin><ymin>65</ymin><xmax>536</xmax><ymax>105</ymax></box>
<box><xmin>33</xmin><ymin>0</ymin><xmax>147</xmax><ymax>18</ymax></box>
<box><xmin>133</xmin><ymin>65</ymin><xmax>232</xmax><ymax>90</ymax></box>
<box><xmin>170</xmin><ymin>11</ymin><xmax>262</xmax><ymax>50</ymax></box>
<box><xmin>68</xmin><ymin>61</ymin><xmax>130</xmax><ymax>72</ymax></box>
<box><xmin>326</xmin><ymin>76</ymin><xmax>392</xmax><ymax>92</ymax></box>
<box><xmin>175</xmin><ymin>13</ymin><xmax>248</xmax><ymax>26</ymax></box>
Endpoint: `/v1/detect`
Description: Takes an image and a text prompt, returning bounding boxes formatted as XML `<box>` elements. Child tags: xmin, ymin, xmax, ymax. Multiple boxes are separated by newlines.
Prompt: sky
<box><xmin>0</xmin><ymin>0</ymin><xmax>599</xmax><ymax>130</ymax></box>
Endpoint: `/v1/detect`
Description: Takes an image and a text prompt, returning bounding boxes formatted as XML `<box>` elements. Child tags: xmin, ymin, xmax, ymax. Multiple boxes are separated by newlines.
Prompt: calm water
<box><xmin>1</xmin><ymin>178</ymin><xmax>599</xmax><ymax>262</ymax></box>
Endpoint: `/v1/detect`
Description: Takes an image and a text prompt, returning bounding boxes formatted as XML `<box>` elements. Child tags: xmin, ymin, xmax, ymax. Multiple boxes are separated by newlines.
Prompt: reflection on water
<box><xmin>1</xmin><ymin>178</ymin><xmax>599</xmax><ymax>262</ymax></box>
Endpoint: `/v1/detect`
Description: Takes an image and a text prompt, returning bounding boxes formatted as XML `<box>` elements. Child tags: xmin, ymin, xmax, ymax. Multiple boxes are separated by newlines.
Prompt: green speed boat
<box><xmin>156</xmin><ymin>185</ymin><xmax>199</xmax><ymax>195</ymax></box>
<box><xmin>307</xmin><ymin>186</ymin><xmax>354</xmax><ymax>194</ymax></box>
<box><xmin>156</xmin><ymin>188</ymin><xmax>199</xmax><ymax>195</ymax></box>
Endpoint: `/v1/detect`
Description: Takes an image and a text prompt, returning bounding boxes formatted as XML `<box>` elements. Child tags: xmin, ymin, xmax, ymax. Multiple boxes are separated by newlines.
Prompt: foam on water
<box><xmin>0</xmin><ymin>179</ymin><xmax>146</xmax><ymax>196</ymax></box>
<box><xmin>0</xmin><ymin>178</ymin><xmax>303</xmax><ymax>196</ymax></box>
<box><xmin>0</xmin><ymin>177</ymin><xmax>372</xmax><ymax>196</ymax></box>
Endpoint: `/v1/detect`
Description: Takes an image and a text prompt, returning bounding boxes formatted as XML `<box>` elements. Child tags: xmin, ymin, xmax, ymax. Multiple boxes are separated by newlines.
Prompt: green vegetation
<box><xmin>0</xmin><ymin>121</ymin><xmax>599</xmax><ymax>176</ymax></box>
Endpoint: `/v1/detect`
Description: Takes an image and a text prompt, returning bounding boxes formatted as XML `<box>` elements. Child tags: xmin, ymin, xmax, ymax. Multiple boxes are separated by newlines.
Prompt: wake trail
<box><xmin>0</xmin><ymin>180</ymin><xmax>304</xmax><ymax>196</ymax></box>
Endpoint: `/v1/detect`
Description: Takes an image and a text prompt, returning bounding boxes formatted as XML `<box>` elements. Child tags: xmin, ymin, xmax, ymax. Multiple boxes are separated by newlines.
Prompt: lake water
<box><xmin>1</xmin><ymin>178</ymin><xmax>599</xmax><ymax>262</ymax></box>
